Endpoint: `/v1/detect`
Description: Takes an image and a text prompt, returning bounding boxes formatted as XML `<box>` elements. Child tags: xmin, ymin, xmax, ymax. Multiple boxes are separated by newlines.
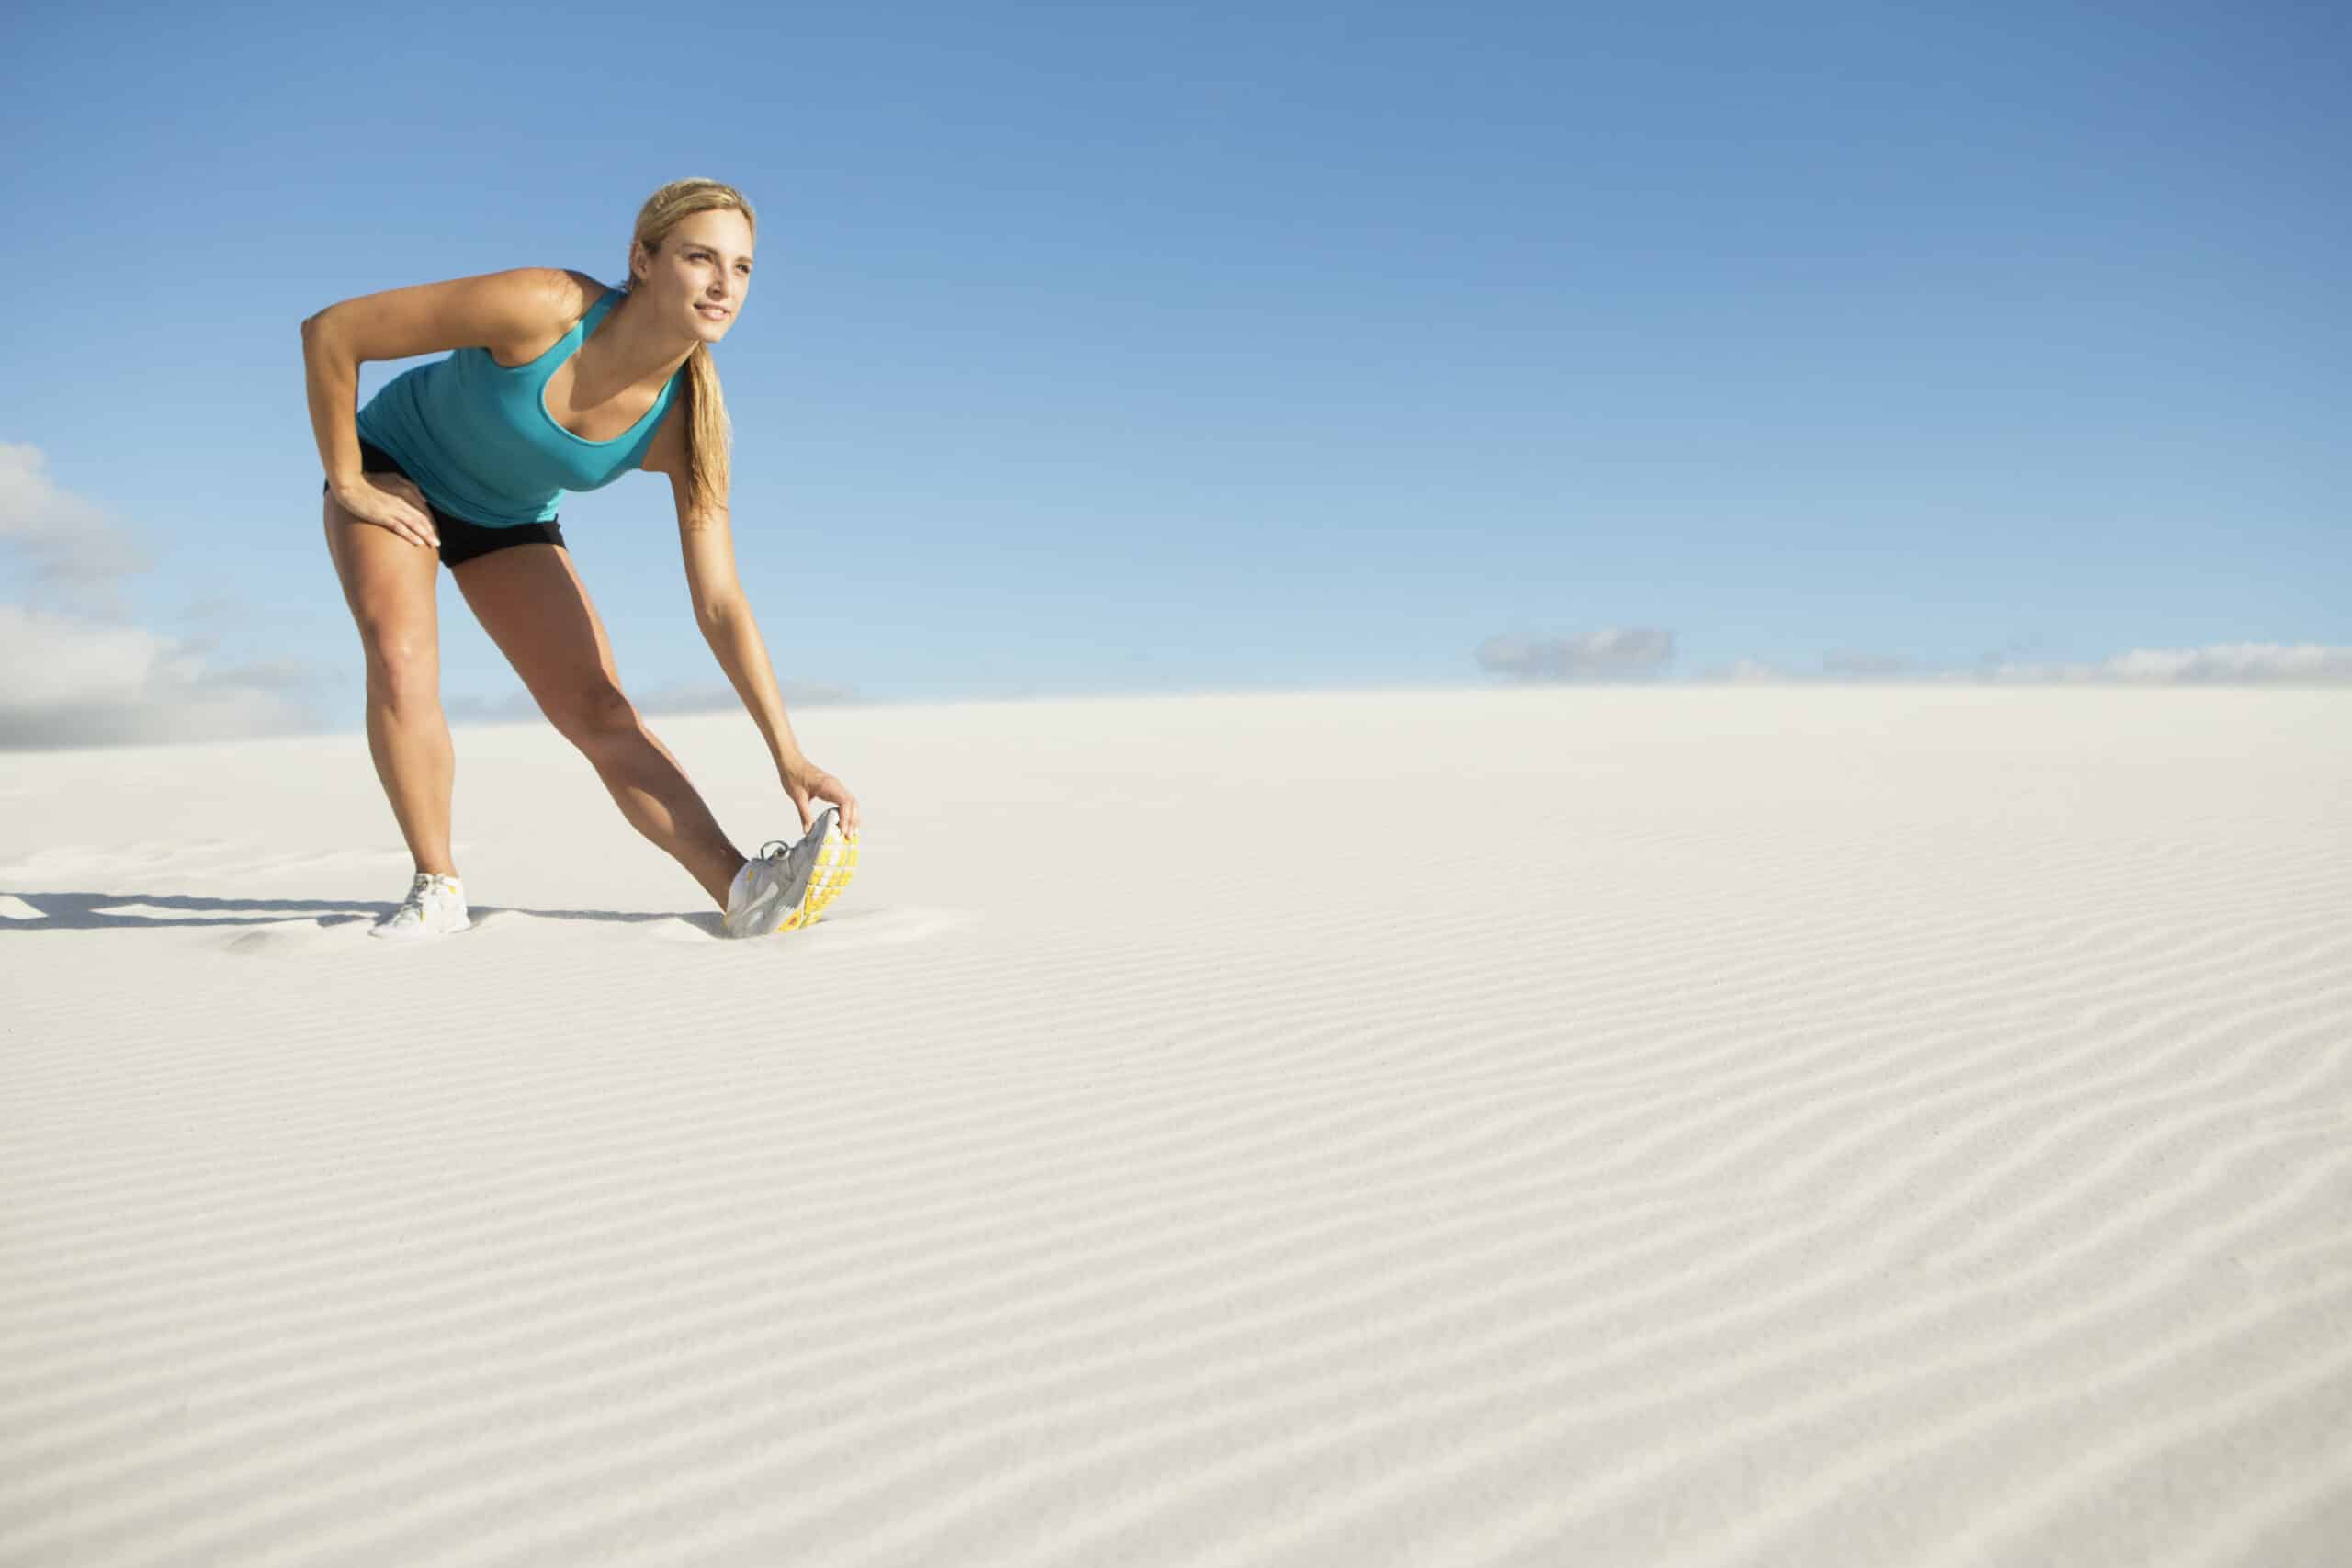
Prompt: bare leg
<box><xmin>570</xmin><ymin>716</ymin><xmax>746</xmax><ymax>908</ymax></box>
<box><xmin>450</xmin><ymin>541</ymin><xmax>749</xmax><ymax>908</ymax></box>
<box><xmin>324</xmin><ymin>498</ymin><xmax>458</xmax><ymax>878</ymax></box>
<box><xmin>362</xmin><ymin>676</ymin><xmax>459</xmax><ymax>878</ymax></box>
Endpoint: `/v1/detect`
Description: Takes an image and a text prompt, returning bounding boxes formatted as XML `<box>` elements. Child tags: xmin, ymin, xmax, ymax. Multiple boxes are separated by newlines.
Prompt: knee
<box><xmin>550</xmin><ymin>684</ymin><xmax>641</xmax><ymax>749</ymax></box>
<box><xmin>361</xmin><ymin>632</ymin><xmax>438</xmax><ymax>709</ymax></box>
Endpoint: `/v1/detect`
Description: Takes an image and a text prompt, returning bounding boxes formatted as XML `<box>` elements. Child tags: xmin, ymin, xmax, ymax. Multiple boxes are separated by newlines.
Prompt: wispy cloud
<box><xmin>443</xmin><ymin>680</ymin><xmax>862</xmax><ymax>727</ymax></box>
<box><xmin>1475</xmin><ymin>628</ymin><xmax>1677</xmax><ymax>681</ymax></box>
<box><xmin>0</xmin><ymin>443</ymin><xmax>328</xmax><ymax>750</ymax></box>
<box><xmin>1821</xmin><ymin>649</ymin><xmax>1916</xmax><ymax>678</ymax></box>
<box><xmin>0</xmin><ymin>440</ymin><xmax>152</xmax><ymax>617</ymax></box>
<box><xmin>0</xmin><ymin>604</ymin><xmax>322</xmax><ymax>750</ymax></box>
<box><xmin>1485</xmin><ymin>626</ymin><xmax>2352</xmax><ymax>686</ymax></box>
<box><xmin>1984</xmin><ymin>643</ymin><xmax>2352</xmax><ymax>684</ymax></box>
<box><xmin>1689</xmin><ymin>642</ymin><xmax>2352</xmax><ymax>685</ymax></box>
<box><xmin>639</xmin><ymin>680</ymin><xmax>861</xmax><ymax>713</ymax></box>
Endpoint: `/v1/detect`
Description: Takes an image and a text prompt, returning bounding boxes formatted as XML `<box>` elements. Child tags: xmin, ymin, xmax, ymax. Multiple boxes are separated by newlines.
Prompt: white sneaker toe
<box><xmin>372</xmin><ymin>872</ymin><xmax>470</xmax><ymax>940</ymax></box>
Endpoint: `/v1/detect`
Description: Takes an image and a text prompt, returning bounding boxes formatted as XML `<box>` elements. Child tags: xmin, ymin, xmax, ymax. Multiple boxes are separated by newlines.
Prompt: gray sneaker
<box><xmin>722</xmin><ymin>807</ymin><xmax>858</xmax><ymax>938</ymax></box>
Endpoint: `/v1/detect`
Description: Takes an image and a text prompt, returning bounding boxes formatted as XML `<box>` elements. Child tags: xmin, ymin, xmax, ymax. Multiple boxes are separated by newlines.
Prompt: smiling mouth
<box><xmin>697</xmin><ymin>304</ymin><xmax>729</xmax><ymax>319</ymax></box>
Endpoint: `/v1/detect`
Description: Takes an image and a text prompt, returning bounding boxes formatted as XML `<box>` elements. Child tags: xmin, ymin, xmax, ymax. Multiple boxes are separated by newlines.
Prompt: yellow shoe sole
<box><xmin>772</xmin><ymin>823</ymin><xmax>858</xmax><ymax>933</ymax></box>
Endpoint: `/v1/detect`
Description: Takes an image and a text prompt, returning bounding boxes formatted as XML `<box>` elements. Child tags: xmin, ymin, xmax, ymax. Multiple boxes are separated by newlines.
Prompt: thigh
<box><xmin>448</xmin><ymin>540</ymin><xmax>627</xmax><ymax>731</ymax></box>
<box><xmin>322</xmin><ymin>489</ymin><xmax>439</xmax><ymax>667</ymax></box>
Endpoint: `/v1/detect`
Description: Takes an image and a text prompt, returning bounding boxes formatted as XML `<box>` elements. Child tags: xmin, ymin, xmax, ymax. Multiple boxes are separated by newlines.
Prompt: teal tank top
<box><xmin>355</xmin><ymin>287</ymin><xmax>680</xmax><ymax>527</ymax></box>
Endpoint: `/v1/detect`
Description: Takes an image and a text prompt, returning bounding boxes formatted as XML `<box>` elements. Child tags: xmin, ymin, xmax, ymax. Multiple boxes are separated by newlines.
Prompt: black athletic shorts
<box><xmin>324</xmin><ymin>438</ymin><xmax>566</xmax><ymax>567</ymax></box>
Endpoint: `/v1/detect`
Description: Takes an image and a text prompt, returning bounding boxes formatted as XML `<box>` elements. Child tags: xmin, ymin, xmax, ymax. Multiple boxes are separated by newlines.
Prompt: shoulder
<box><xmin>545</xmin><ymin>268</ymin><xmax>612</xmax><ymax>318</ymax></box>
<box><xmin>492</xmin><ymin>268</ymin><xmax>615</xmax><ymax>365</ymax></box>
<box><xmin>499</xmin><ymin>266</ymin><xmax>608</xmax><ymax>332</ymax></box>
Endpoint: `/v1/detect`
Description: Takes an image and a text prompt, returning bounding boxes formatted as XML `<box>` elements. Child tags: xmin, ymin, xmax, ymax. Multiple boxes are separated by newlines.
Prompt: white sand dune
<box><xmin>2</xmin><ymin>687</ymin><xmax>2346</xmax><ymax>1567</ymax></box>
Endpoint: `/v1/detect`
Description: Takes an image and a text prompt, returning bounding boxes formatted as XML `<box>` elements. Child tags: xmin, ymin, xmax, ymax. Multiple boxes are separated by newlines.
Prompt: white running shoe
<box><xmin>722</xmin><ymin>807</ymin><xmax>859</xmax><ymax>939</ymax></box>
<box><xmin>371</xmin><ymin>871</ymin><xmax>471</xmax><ymax>940</ymax></box>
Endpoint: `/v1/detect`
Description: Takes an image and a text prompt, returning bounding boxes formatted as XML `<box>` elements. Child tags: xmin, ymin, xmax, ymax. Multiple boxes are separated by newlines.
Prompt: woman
<box><xmin>301</xmin><ymin>178</ymin><xmax>860</xmax><ymax>942</ymax></box>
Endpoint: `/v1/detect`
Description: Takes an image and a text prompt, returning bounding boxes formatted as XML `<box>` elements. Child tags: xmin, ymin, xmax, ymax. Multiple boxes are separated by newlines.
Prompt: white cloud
<box><xmin>0</xmin><ymin>441</ymin><xmax>152</xmax><ymax>615</ymax></box>
<box><xmin>634</xmin><ymin>680</ymin><xmax>859</xmax><ymax>713</ymax></box>
<box><xmin>439</xmin><ymin>689</ymin><xmax>545</xmax><ymax>726</ymax></box>
<box><xmin>1476</xmin><ymin>627</ymin><xmax>1677</xmax><ymax>681</ymax></box>
<box><xmin>1529</xmin><ymin>630</ymin><xmax>2352</xmax><ymax>687</ymax></box>
<box><xmin>1821</xmin><ymin>649</ymin><xmax>1915</xmax><ymax>677</ymax></box>
<box><xmin>0</xmin><ymin>444</ymin><xmax>330</xmax><ymax>750</ymax></box>
<box><xmin>0</xmin><ymin>604</ymin><xmax>322</xmax><ymax>750</ymax></box>
<box><xmin>1984</xmin><ymin>643</ymin><xmax>2352</xmax><ymax>684</ymax></box>
<box><xmin>442</xmin><ymin>679</ymin><xmax>860</xmax><ymax>726</ymax></box>
<box><xmin>1707</xmin><ymin>658</ymin><xmax>1796</xmax><ymax>684</ymax></box>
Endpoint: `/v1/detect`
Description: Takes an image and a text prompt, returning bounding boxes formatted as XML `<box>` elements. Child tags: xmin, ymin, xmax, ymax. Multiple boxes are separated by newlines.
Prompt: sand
<box><xmin>3</xmin><ymin>686</ymin><xmax>2347</xmax><ymax>1566</ymax></box>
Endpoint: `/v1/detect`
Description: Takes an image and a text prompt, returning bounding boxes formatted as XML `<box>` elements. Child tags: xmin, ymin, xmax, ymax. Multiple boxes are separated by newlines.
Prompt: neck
<box><xmin>584</xmin><ymin>287</ymin><xmax>698</xmax><ymax>395</ymax></box>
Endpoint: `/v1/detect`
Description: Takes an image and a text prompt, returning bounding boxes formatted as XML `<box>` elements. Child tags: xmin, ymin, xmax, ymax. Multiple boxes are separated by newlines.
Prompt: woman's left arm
<box><xmin>650</xmin><ymin>423</ymin><xmax>859</xmax><ymax>835</ymax></box>
<box><xmin>670</xmin><ymin>470</ymin><xmax>802</xmax><ymax>765</ymax></box>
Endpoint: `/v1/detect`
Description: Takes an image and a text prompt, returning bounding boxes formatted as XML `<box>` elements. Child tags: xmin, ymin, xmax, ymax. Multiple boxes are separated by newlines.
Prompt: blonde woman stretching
<box><xmin>302</xmin><ymin>179</ymin><xmax>859</xmax><ymax>942</ymax></box>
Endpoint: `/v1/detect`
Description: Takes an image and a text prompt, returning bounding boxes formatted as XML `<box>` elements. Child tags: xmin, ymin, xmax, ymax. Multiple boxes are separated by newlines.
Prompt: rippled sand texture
<box><xmin>3</xmin><ymin>687</ymin><xmax>2347</xmax><ymax>1567</ymax></box>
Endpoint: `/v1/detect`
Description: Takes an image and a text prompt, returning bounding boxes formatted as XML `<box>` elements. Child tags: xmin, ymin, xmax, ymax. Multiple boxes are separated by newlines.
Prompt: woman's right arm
<box><xmin>300</xmin><ymin>314</ymin><xmax>370</xmax><ymax>499</ymax></box>
<box><xmin>300</xmin><ymin>268</ymin><xmax>585</xmax><ymax>543</ymax></box>
<box><xmin>300</xmin><ymin>317</ymin><xmax>438</xmax><ymax>547</ymax></box>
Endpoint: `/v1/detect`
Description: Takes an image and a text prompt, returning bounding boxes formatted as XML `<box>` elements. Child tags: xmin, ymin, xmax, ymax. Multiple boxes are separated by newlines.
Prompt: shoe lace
<box><xmin>758</xmin><ymin>812</ymin><xmax>836</xmax><ymax>864</ymax></box>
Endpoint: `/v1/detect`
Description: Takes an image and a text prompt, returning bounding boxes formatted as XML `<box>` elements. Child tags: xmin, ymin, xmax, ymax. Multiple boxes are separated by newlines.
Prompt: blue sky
<box><xmin>2</xmin><ymin>0</ymin><xmax>2346</xmax><ymax>746</ymax></box>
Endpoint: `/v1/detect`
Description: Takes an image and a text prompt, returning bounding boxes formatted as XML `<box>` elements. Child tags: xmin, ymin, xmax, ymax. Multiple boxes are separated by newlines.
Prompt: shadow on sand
<box><xmin>0</xmin><ymin>890</ymin><xmax>727</xmax><ymax>937</ymax></box>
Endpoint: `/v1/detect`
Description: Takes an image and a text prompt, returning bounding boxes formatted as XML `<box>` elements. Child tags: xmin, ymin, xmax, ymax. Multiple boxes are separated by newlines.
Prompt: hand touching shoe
<box><xmin>782</xmin><ymin>758</ymin><xmax>860</xmax><ymax>840</ymax></box>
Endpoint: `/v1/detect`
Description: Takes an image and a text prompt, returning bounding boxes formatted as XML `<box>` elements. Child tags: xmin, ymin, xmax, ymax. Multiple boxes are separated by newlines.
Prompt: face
<box><xmin>635</xmin><ymin>208</ymin><xmax>755</xmax><ymax>341</ymax></box>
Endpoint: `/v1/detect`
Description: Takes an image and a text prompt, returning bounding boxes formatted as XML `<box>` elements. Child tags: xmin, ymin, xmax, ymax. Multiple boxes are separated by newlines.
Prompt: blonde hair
<box><xmin>623</xmin><ymin>178</ymin><xmax>755</xmax><ymax>525</ymax></box>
